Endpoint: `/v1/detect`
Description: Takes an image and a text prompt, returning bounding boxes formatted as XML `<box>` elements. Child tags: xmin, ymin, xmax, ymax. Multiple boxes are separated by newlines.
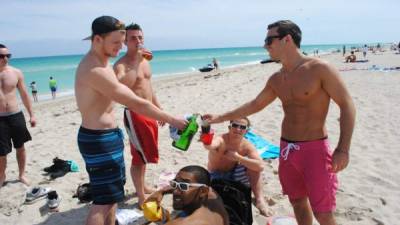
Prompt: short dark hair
<box><xmin>180</xmin><ymin>165</ymin><xmax>210</xmax><ymax>186</ymax></box>
<box><xmin>126</xmin><ymin>23</ymin><xmax>142</xmax><ymax>31</ymax></box>
<box><xmin>230</xmin><ymin>117</ymin><xmax>251</xmax><ymax>127</ymax></box>
<box><xmin>0</xmin><ymin>44</ymin><xmax>7</xmax><ymax>49</ymax></box>
<box><xmin>267</xmin><ymin>20</ymin><xmax>302</xmax><ymax>48</ymax></box>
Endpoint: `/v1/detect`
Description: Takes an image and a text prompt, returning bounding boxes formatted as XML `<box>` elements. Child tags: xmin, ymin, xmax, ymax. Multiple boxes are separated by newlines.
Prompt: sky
<box><xmin>1</xmin><ymin>0</ymin><xmax>399</xmax><ymax>58</ymax></box>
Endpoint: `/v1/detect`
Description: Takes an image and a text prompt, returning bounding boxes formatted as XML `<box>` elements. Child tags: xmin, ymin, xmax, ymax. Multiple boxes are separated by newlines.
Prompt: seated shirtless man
<box><xmin>345</xmin><ymin>51</ymin><xmax>356</xmax><ymax>62</ymax></box>
<box><xmin>201</xmin><ymin>117</ymin><xmax>269</xmax><ymax>216</ymax></box>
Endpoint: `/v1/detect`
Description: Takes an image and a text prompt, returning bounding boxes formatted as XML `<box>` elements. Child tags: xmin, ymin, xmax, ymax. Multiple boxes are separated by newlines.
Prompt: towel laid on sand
<box><xmin>244</xmin><ymin>130</ymin><xmax>279</xmax><ymax>159</ymax></box>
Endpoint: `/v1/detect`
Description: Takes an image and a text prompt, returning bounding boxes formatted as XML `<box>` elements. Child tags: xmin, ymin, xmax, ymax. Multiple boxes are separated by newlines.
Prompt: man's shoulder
<box><xmin>113</xmin><ymin>55</ymin><xmax>128</xmax><ymax>68</ymax></box>
<box><xmin>4</xmin><ymin>66</ymin><xmax>22</xmax><ymax>75</ymax></box>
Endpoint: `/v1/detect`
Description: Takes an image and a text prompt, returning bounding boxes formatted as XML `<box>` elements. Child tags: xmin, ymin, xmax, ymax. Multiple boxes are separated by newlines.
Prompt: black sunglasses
<box><xmin>264</xmin><ymin>34</ymin><xmax>285</xmax><ymax>46</ymax></box>
<box><xmin>0</xmin><ymin>54</ymin><xmax>12</xmax><ymax>59</ymax></box>
<box><xmin>230</xmin><ymin>122</ymin><xmax>248</xmax><ymax>130</ymax></box>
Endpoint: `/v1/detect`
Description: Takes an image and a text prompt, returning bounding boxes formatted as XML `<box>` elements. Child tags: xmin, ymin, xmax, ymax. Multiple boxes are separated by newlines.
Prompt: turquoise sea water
<box><xmin>9</xmin><ymin>44</ymin><xmax>363</xmax><ymax>99</ymax></box>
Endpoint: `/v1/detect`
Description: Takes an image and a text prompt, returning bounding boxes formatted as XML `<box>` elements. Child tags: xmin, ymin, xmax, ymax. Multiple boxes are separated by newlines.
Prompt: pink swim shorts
<box><xmin>279</xmin><ymin>137</ymin><xmax>338</xmax><ymax>213</ymax></box>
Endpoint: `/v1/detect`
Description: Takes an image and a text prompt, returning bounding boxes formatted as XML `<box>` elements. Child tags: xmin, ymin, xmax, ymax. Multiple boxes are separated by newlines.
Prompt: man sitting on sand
<box><xmin>144</xmin><ymin>165</ymin><xmax>229</xmax><ymax>225</ymax></box>
<box><xmin>0</xmin><ymin>43</ymin><xmax>36</xmax><ymax>187</ymax></box>
<box><xmin>345</xmin><ymin>51</ymin><xmax>356</xmax><ymax>62</ymax></box>
<box><xmin>201</xmin><ymin>117</ymin><xmax>269</xmax><ymax>216</ymax></box>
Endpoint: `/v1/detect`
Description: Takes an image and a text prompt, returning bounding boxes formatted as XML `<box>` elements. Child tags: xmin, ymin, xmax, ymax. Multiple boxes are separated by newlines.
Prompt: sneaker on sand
<box><xmin>47</xmin><ymin>190</ymin><xmax>61</xmax><ymax>210</ymax></box>
<box><xmin>25</xmin><ymin>187</ymin><xmax>51</xmax><ymax>204</ymax></box>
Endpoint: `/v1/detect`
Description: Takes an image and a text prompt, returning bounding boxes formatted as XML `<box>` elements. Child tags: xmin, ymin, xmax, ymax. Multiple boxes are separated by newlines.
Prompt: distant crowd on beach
<box><xmin>2</xmin><ymin>16</ymin><xmax>400</xmax><ymax>225</ymax></box>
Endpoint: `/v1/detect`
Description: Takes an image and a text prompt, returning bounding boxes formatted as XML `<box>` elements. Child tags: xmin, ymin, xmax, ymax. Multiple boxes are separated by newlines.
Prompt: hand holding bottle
<box><xmin>138</xmin><ymin>44</ymin><xmax>153</xmax><ymax>61</ymax></box>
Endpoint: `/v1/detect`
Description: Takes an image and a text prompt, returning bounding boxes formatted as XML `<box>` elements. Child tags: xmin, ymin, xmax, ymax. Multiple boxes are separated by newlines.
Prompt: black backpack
<box><xmin>211</xmin><ymin>179</ymin><xmax>253</xmax><ymax>225</ymax></box>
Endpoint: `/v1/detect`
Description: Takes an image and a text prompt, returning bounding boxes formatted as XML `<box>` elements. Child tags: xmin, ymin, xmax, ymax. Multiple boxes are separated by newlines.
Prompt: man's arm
<box><xmin>17</xmin><ymin>70</ymin><xmax>36</xmax><ymax>127</ymax></box>
<box><xmin>113</xmin><ymin>63</ymin><xmax>126</xmax><ymax>81</ymax></box>
<box><xmin>87</xmin><ymin>68</ymin><xmax>186</xmax><ymax>129</ymax></box>
<box><xmin>206</xmin><ymin>78</ymin><xmax>278</xmax><ymax>124</ymax></box>
<box><xmin>202</xmin><ymin>135</ymin><xmax>223</xmax><ymax>153</ymax></box>
<box><xmin>320</xmin><ymin>62</ymin><xmax>356</xmax><ymax>172</ymax></box>
<box><xmin>224</xmin><ymin>141</ymin><xmax>264</xmax><ymax>172</ymax></box>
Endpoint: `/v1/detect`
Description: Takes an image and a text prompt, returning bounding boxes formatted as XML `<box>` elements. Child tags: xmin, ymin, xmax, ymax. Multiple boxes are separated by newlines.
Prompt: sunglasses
<box><xmin>264</xmin><ymin>34</ymin><xmax>285</xmax><ymax>46</ymax></box>
<box><xmin>0</xmin><ymin>54</ymin><xmax>12</xmax><ymax>59</ymax></box>
<box><xmin>169</xmin><ymin>180</ymin><xmax>207</xmax><ymax>191</ymax></box>
<box><xmin>230</xmin><ymin>122</ymin><xmax>248</xmax><ymax>130</ymax></box>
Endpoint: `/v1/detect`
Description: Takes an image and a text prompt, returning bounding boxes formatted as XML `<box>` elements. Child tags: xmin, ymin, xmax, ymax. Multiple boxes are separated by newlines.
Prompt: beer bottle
<box><xmin>172</xmin><ymin>114</ymin><xmax>199</xmax><ymax>151</ymax></box>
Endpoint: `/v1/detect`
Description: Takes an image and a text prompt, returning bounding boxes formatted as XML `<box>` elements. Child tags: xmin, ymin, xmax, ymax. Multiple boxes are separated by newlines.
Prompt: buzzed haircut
<box><xmin>230</xmin><ymin>117</ymin><xmax>251</xmax><ymax>127</ymax></box>
<box><xmin>126</xmin><ymin>23</ymin><xmax>142</xmax><ymax>31</ymax></box>
<box><xmin>267</xmin><ymin>20</ymin><xmax>302</xmax><ymax>48</ymax></box>
<box><xmin>180</xmin><ymin>165</ymin><xmax>210</xmax><ymax>186</ymax></box>
<box><xmin>0</xmin><ymin>44</ymin><xmax>7</xmax><ymax>48</ymax></box>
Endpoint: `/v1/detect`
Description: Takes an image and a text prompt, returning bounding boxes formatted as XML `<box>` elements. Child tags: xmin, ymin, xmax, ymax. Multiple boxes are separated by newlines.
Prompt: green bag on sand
<box><xmin>67</xmin><ymin>160</ymin><xmax>79</xmax><ymax>172</ymax></box>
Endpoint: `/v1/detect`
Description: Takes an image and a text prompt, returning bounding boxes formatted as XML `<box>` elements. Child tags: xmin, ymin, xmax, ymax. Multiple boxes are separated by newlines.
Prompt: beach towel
<box><xmin>244</xmin><ymin>129</ymin><xmax>280</xmax><ymax>159</ymax></box>
<box><xmin>116</xmin><ymin>208</ymin><xmax>143</xmax><ymax>225</ymax></box>
<box><xmin>157</xmin><ymin>170</ymin><xmax>176</xmax><ymax>190</ymax></box>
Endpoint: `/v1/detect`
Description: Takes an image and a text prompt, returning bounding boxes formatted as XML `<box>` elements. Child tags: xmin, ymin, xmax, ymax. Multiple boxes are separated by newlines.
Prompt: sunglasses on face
<box><xmin>264</xmin><ymin>34</ymin><xmax>285</xmax><ymax>46</ymax></box>
<box><xmin>169</xmin><ymin>180</ymin><xmax>207</xmax><ymax>191</ymax></box>
<box><xmin>230</xmin><ymin>122</ymin><xmax>248</xmax><ymax>130</ymax></box>
<box><xmin>0</xmin><ymin>54</ymin><xmax>12</xmax><ymax>59</ymax></box>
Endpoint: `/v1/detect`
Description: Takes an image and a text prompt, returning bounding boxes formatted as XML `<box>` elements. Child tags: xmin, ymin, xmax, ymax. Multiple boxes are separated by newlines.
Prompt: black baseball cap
<box><xmin>83</xmin><ymin>16</ymin><xmax>126</xmax><ymax>40</ymax></box>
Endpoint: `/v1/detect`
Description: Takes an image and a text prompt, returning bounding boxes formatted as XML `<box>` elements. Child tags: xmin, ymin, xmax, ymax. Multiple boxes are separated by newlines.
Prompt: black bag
<box><xmin>211</xmin><ymin>179</ymin><xmax>253</xmax><ymax>225</ymax></box>
<box><xmin>72</xmin><ymin>183</ymin><xmax>92</xmax><ymax>203</ymax></box>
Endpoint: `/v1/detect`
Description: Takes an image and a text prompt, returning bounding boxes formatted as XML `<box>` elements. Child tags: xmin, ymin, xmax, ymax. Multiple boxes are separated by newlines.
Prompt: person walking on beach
<box><xmin>204</xmin><ymin>20</ymin><xmax>356</xmax><ymax>225</ymax></box>
<box><xmin>49</xmin><ymin>76</ymin><xmax>57</xmax><ymax>99</ymax></box>
<box><xmin>114</xmin><ymin>23</ymin><xmax>163</xmax><ymax>207</ymax></box>
<box><xmin>75</xmin><ymin>16</ymin><xmax>186</xmax><ymax>225</ymax></box>
<box><xmin>30</xmin><ymin>81</ymin><xmax>38</xmax><ymax>102</ymax></box>
<box><xmin>342</xmin><ymin>45</ymin><xmax>346</xmax><ymax>56</ymax></box>
<box><xmin>200</xmin><ymin>117</ymin><xmax>269</xmax><ymax>216</ymax></box>
<box><xmin>362</xmin><ymin>44</ymin><xmax>368</xmax><ymax>59</ymax></box>
<box><xmin>212</xmin><ymin>58</ymin><xmax>219</xmax><ymax>70</ymax></box>
<box><xmin>0</xmin><ymin>43</ymin><xmax>36</xmax><ymax>187</ymax></box>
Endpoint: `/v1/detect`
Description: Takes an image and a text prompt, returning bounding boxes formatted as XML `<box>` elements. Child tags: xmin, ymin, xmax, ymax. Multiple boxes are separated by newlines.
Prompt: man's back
<box><xmin>75</xmin><ymin>53</ymin><xmax>116</xmax><ymax>129</ymax></box>
<box><xmin>0</xmin><ymin>66</ymin><xmax>21</xmax><ymax>112</ymax></box>
<box><xmin>268</xmin><ymin>58</ymin><xmax>332</xmax><ymax>141</ymax></box>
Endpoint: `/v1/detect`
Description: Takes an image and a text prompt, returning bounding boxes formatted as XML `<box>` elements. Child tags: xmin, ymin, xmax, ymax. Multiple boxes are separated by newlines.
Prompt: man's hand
<box><xmin>29</xmin><ymin>116</ymin><xmax>37</xmax><ymax>127</ymax></box>
<box><xmin>331</xmin><ymin>149</ymin><xmax>349</xmax><ymax>173</ymax></box>
<box><xmin>170</xmin><ymin>117</ymin><xmax>188</xmax><ymax>130</ymax></box>
<box><xmin>158</xmin><ymin>120</ymin><xmax>166</xmax><ymax>127</ymax></box>
<box><xmin>201</xmin><ymin>114</ymin><xmax>222</xmax><ymax>124</ymax></box>
<box><xmin>144</xmin><ymin>190</ymin><xmax>164</xmax><ymax>205</ymax></box>
<box><xmin>223</xmin><ymin>150</ymin><xmax>240</xmax><ymax>162</ymax></box>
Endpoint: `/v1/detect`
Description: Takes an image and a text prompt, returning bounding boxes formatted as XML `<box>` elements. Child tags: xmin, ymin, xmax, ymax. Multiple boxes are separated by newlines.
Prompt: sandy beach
<box><xmin>1</xmin><ymin>50</ymin><xmax>399</xmax><ymax>225</ymax></box>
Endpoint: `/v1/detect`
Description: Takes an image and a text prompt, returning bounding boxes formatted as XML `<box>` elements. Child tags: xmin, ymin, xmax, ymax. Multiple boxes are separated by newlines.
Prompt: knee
<box><xmin>314</xmin><ymin>212</ymin><xmax>335</xmax><ymax>225</ymax></box>
<box><xmin>289</xmin><ymin>197</ymin><xmax>309</xmax><ymax>210</ymax></box>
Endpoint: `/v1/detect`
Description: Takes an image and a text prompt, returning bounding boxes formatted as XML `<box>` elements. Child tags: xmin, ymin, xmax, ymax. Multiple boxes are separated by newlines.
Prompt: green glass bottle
<box><xmin>172</xmin><ymin>114</ymin><xmax>199</xmax><ymax>151</ymax></box>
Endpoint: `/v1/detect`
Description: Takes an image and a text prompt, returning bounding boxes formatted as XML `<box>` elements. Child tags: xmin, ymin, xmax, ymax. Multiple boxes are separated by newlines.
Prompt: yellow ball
<box><xmin>142</xmin><ymin>201</ymin><xmax>163</xmax><ymax>222</ymax></box>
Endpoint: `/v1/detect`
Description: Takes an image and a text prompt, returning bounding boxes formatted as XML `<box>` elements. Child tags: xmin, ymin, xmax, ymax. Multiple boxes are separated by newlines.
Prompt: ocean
<box><xmin>9</xmin><ymin>44</ymin><xmax>361</xmax><ymax>100</ymax></box>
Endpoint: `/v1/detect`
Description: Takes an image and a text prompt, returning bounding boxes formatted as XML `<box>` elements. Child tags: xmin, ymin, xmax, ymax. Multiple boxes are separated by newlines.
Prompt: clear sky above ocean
<box><xmin>2</xmin><ymin>0</ymin><xmax>399</xmax><ymax>58</ymax></box>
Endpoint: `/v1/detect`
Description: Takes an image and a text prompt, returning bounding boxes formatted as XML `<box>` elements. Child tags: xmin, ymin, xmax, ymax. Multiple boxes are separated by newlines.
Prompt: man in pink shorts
<box><xmin>204</xmin><ymin>20</ymin><xmax>356</xmax><ymax>225</ymax></box>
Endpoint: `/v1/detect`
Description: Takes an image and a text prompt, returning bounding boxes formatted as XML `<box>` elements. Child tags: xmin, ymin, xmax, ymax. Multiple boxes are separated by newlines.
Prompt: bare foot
<box><xmin>256</xmin><ymin>199</ymin><xmax>272</xmax><ymax>217</ymax></box>
<box><xmin>19</xmin><ymin>175</ymin><xmax>30</xmax><ymax>186</ymax></box>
